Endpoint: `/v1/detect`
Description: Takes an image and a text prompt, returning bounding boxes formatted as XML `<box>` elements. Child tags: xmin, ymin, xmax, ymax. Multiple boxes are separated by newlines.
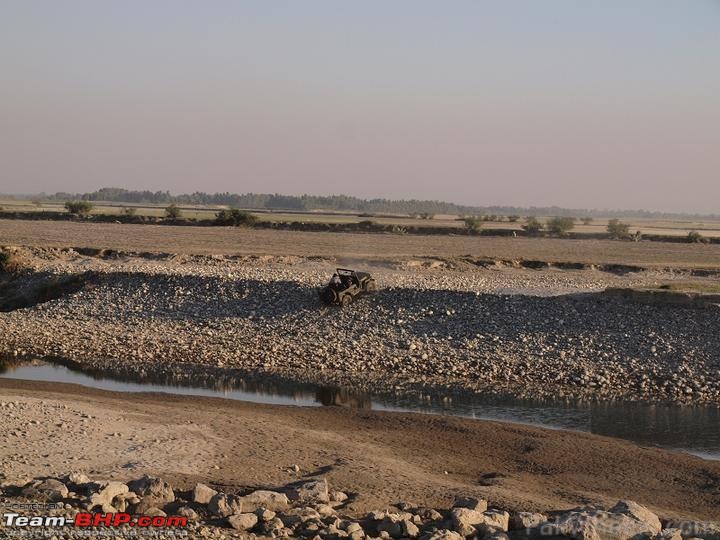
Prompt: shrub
<box><xmin>164</xmin><ymin>204</ymin><xmax>182</xmax><ymax>219</ymax></box>
<box><xmin>121</xmin><ymin>206</ymin><xmax>137</xmax><ymax>217</ymax></box>
<box><xmin>419</xmin><ymin>213</ymin><xmax>434</xmax><ymax>220</ymax></box>
<box><xmin>507</xmin><ymin>215</ymin><xmax>520</xmax><ymax>222</ymax></box>
<box><xmin>463</xmin><ymin>216</ymin><xmax>483</xmax><ymax>233</ymax></box>
<box><xmin>581</xmin><ymin>217</ymin><xmax>593</xmax><ymax>225</ymax></box>
<box><xmin>607</xmin><ymin>219</ymin><xmax>631</xmax><ymax>239</ymax></box>
<box><xmin>687</xmin><ymin>230</ymin><xmax>708</xmax><ymax>244</ymax></box>
<box><xmin>0</xmin><ymin>250</ymin><xmax>24</xmax><ymax>274</ymax></box>
<box><xmin>357</xmin><ymin>219</ymin><xmax>377</xmax><ymax>227</ymax></box>
<box><xmin>64</xmin><ymin>200</ymin><xmax>94</xmax><ymax>216</ymax></box>
<box><xmin>214</xmin><ymin>208</ymin><xmax>258</xmax><ymax>226</ymax></box>
<box><xmin>522</xmin><ymin>216</ymin><xmax>544</xmax><ymax>235</ymax></box>
<box><xmin>546</xmin><ymin>216</ymin><xmax>576</xmax><ymax>236</ymax></box>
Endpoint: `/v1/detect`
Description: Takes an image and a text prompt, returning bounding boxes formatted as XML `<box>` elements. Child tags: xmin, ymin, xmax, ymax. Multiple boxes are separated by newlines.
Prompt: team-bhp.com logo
<box><xmin>4</xmin><ymin>511</ymin><xmax>188</xmax><ymax>528</ymax></box>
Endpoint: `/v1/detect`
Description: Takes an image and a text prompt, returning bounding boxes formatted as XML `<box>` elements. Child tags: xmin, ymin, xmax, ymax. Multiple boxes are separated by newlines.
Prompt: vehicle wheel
<box><xmin>340</xmin><ymin>294</ymin><xmax>353</xmax><ymax>307</ymax></box>
<box><xmin>365</xmin><ymin>279</ymin><xmax>377</xmax><ymax>292</ymax></box>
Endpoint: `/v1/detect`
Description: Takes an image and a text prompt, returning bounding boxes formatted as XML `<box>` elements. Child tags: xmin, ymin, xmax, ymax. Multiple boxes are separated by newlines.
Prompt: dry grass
<box><xmin>2</xmin><ymin>219</ymin><xmax>720</xmax><ymax>269</ymax></box>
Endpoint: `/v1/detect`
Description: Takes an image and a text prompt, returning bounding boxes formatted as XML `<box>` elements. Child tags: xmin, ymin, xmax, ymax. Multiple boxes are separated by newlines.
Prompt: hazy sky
<box><xmin>1</xmin><ymin>1</ymin><xmax>719</xmax><ymax>212</ymax></box>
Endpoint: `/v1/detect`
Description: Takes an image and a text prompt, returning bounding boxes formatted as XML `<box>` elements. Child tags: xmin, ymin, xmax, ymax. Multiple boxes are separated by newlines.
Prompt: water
<box><xmin>1</xmin><ymin>361</ymin><xmax>719</xmax><ymax>460</ymax></box>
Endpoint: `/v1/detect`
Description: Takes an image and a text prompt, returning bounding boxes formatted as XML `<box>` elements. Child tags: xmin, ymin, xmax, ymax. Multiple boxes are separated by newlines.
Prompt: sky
<box><xmin>1</xmin><ymin>1</ymin><xmax>719</xmax><ymax>213</ymax></box>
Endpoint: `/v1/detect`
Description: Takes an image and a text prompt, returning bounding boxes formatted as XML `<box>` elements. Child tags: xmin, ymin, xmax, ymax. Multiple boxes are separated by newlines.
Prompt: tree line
<box><xmin>27</xmin><ymin>187</ymin><xmax>717</xmax><ymax>219</ymax></box>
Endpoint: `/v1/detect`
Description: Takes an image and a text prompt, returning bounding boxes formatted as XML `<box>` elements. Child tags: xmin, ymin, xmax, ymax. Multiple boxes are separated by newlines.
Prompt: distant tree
<box><xmin>687</xmin><ymin>230</ymin><xmax>708</xmax><ymax>244</ymax></box>
<box><xmin>546</xmin><ymin>216</ymin><xmax>576</xmax><ymax>236</ymax></box>
<box><xmin>64</xmin><ymin>200</ymin><xmax>93</xmax><ymax>216</ymax></box>
<box><xmin>607</xmin><ymin>219</ymin><xmax>631</xmax><ymax>239</ymax></box>
<box><xmin>463</xmin><ymin>216</ymin><xmax>483</xmax><ymax>233</ymax></box>
<box><xmin>164</xmin><ymin>204</ymin><xmax>182</xmax><ymax>219</ymax></box>
<box><xmin>121</xmin><ymin>206</ymin><xmax>137</xmax><ymax>217</ymax></box>
<box><xmin>507</xmin><ymin>215</ymin><xmax>520</xmax><ymax>222</ymax></box>
<box><xmin>522</xmin><ymin>216</ymin><xmax>544</xmax><ymax>235</ymax></box>
<box><xmin>214</xmin><ymin>208</ymin><xmax>257</xmax><ymax>226</ymax></box>
<box><xmin>581</xmin><ymin>217</ymin><xmax>593</xmax><ymax>225</ymax></box>
<box><xmin>419</xmin><ymin>212</ymin><xmax>434</xmax><ymax>220</ymax></box>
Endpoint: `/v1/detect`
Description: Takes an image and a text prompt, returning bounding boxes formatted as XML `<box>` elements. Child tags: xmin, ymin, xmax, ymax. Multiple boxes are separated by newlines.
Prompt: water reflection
<box><xmin>0</xmin><ymin>359</ymin><xmax>718</xmax><ymax>459</ymax></box>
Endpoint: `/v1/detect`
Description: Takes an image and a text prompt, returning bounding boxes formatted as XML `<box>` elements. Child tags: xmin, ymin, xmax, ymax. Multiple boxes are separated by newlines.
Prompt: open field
<box><xmin>2</xmin><ymin>198</ymin><xmax>720</xmax><ymax>238</ymax></box>
<box><xmin>2</xmin><ymin>218</ymin><xmax>720</xmax><ymax>269</ymax></box>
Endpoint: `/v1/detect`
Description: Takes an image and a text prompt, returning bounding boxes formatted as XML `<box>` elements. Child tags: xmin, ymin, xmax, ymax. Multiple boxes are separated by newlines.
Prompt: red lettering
<box><xmin>93</xmin><ymin>513</ymin><xmax>114</xmax><ymax>526</ymax></box>
<box><xmin>113</xmin><ymin>513</ymin><xmax>132</xmax><ymax>526</ymax></box>
<box><xmin>74</xmin><ymin>513</ymin><xmax>92</xmax><ymax>527</ymax></box>
<box><xmin>137</xmin><ymin>516</ymin><xmax>151</xmax><ymax>527</ymax></box>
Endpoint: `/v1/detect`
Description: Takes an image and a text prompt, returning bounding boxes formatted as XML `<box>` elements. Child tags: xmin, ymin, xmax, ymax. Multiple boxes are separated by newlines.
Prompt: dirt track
<box><xmin>1</xmin><ymin>378</ymin><xmax>719</xmax><ymax>521</ymax></box>
<box><xmin>2</xmin><ymin>219</ymin><xmax>720</xmax><ymax>268</ymax></box>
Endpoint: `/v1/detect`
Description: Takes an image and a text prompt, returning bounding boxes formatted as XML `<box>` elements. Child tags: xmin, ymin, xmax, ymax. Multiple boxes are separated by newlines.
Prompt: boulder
<box><xmin>290</xmin><ymin>479</ymin><xmax>329</xmax><ymax>503</ymax></box>
<box><xmin>27</xmin><ymin>479</ymin><xmax>68</xmax><ymax>502</ymax></box>
<box><xmin>176</xmin><ymin>506</ymin><xmax>199</xmax><ymax>521</ymax></box>
<box><xmin>227</xmin><ymin>512</ymin><xmax>259</xmax><ymax>531</ymax></box>
<box><xmin>664</xmin><ymin>521</ymin><xmax>720</xmax><ymax>540</ymax></box>
<box><xmin>86</xmin><ymin>481</ymin><xmax>129</xmax><ymax>512</ymax></box>
<box><xmin>402</xmin><ymin>519</ymin><xmax>420</xmax><ymax>538</ymax></box>
<box><xmin>608</xmin><ymin>501</ymin><xmax>661</xmax><ymax>535</ymax></box>
<box><xmin>451</xmin><ymin>507</ymin><xmax>487</xmax><ymax>530</ymax></box>
<box><xmin>208</xmin><ymin>493</ymin><xmax>243</xmax><ymax>518</ymax></box>
<box><xmin>483</xmin><ymin>510</ymin><xmax>510</xmax><ymax>532</ymax></box>
<box><xmin>127</xmin><ymin>476</ymin><xmax>175</xmax><ymax>513</ymax></box>
<box><xmin>192</xmin><ymin>483</ymin><xmax>218</xmax><ymax>505</ymax></box>
<box><xmin>255</xmin><ymin>507</ymin><xmax>276</xmax><ymax>522</ymax></box>
<box><xmin>510</xmin><ymin>512</ymin><xmax>547</xmax><ymax>531</ymax></box>
<box><xmin>552</xmin><ymin>509</ymin><xmax>656</xmax><ymax>540</ymax></box>
<box><xmin>145</xmin><ymin>508</ymin><xmax>167</xmax><ymax>518</ymax></box>
<box><xmin>453</xmin><ymin>496</ymin><xmax>488</xmax><ymax>513</ymax></box>
<box><xmin>240</xmin><ymin>489</ymin><xmax>290</xmax><ymax>510</ymax></box>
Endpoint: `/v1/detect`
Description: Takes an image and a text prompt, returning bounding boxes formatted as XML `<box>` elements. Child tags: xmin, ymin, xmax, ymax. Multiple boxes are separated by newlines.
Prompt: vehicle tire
<box><xmin>365</xmin><ymin>279</ymin><xmax>377</xmax><ymax>292</ymax></box>
<box><xmin>340</xmin><ymin>294</ymin><xmax>353</xmax><ymax>308</ymax></box>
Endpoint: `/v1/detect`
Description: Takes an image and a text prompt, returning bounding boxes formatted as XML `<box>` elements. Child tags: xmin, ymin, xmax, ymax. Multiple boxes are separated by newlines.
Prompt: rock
<box><xmin>208</xmin><ymin>493</ymin><xmax>244</xmax><ymax>518</ymax></box>
<box><xmin>656</xmin><ymin>529</ymin><xmax>683</xmax><ymax>540</ymax></box>
<box><xmin>453</xmin><ymin>496</ymin><xmax>488</xmax><ymax>512</ymax></box>
<box><xmin>176</xmin><ymin>506</ymin><xmax>199</xmax><ymax>521</ymax></box>
<box><xmin>402</xmin><ymin>519</ymin><xmax>420</xmax><ymax>538</ymax></box>
<box><xmin>664</xmin><ymin>521</ymin><xmax>720</xmax><ymax>540</ymax></box>
<box><xmin>377</xmin><ymin>516</ymin><xmax>404</xmax><ymax>538</ymax></box>
<box><xmin>192</xmin><ymin>483</ymin><xmax>218</xmax><ymax>505</ymax></box>
<box><xmin>291</xmin><ymin>479</ymin><xmax>329</xmax><ymax>503</ymax></box>
<box><xmin>86</xmin><ymin>481</ymin><xmax>129</xmax><ymax>512</ymax></box>
<box><xmin>316</xmin><ymin>504</ymin><xmax>336</xmax><ymax>517</ymax></box>
<box><xmin>483</xmin><ymin>510</ymin><xmax>510</xmax><ymax>532</ymax></box>
<box><xmin>227</xmin><ymin>512</ymin><xmax>259</xmax><ymax>531</ymax></box>
<box><xmin>241</xmin><ymin>489</ymin><xmax>290</xmax><ymax>510</ymax></box>
<box><xmin>65</xmin><ymin>472</ymin><xmax>91</xmax><ymax>487</ymax></box>
<box><xmin>552</xmin><ymin>509</ymin><xmax>657</xmax><ymax>540</ymax></box>
<box><xmin>421</xmin><ymin>530</ymin><xmax>464</xmax><ymax>540</ymax></box>
<box><xmin>451</xmin><ymin>507</ymin><xmax>487</xmax><ymax>530</ymax></box>
<box><xmin>608</xmin><ymin>501</ymin><xmax>661</xmax><ymax>535</ymax></box>
<box><xmin>330</xmin><ymin>490</ymin><xmax>349</xmax><ymax>503</ymax></box>
<box><xmin>31</xmin><ymin>479</ymin><xmax>68</xmax><ymax>501</ymax></box>
<box><xmin>510</xmin><ymin>512</ymin><xmax>547</xmax><ymax>531</ymax></box>
<box><xmin>127</xmin><ymin>475</ymin><xmax>175</xmax><ymax>513</ymax></box>
<box><xmin>255</xmin><ymin>507</ymin><xmax>276</xmax><ymax>522</ymax></box>
<box><xmin>145</xmin><ymin>507</ymin><xmax>167</xmax><ymax>518</ymax></box>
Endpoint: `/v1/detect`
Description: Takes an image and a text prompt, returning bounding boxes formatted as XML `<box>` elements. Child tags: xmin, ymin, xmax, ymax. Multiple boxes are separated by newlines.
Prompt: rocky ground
<box><xmin>1</xmin><ymin>246</ymin><xmax>719</xmax><ymax>404</ymax></box>
<box><xmin>3</xmin><ymin>472</ymin><xmax>718</xmax><ymax>540</ymax></box>
<box><xmin>1</xmin><ymin>380</ymin><xmax>719</xmax><ymax>539</ymax></box>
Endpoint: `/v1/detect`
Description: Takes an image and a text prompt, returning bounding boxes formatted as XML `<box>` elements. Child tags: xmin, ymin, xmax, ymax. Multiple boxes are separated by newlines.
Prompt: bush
<box><xmin>419</xmin><ymin>213</ymin><xmax>434</xmax><ymax>220</ymax></box>
<box><xmin>687</xmin><ymin>230</ymin><xmax>708</xmax><ymax>244</ymax></box>
<box><xmin>522</xmin><ymin>216</ymin><xmax>544</xmax><ymax>235</ymax></box>
<box><xmin>581</xmin><ymin>217</ymin><xmax>593</xmax><ymax>225</ymax></box>
<box><xmin>64</xmin><ymin>200</ymin><xmax>94</xmax><ymax>216</ymax></box>
<box><xmin>121</xmin><ymin>207</ymin><xmax>137</xmax><ymax>217</ymax></box>
<box><xmin>0</xmin><ymin>250</ymin><xmax>24</xmax><ymax>274</ymax></box>
<box><xmin>507</xmin><ymin>215</ymin><xmax>520</xmax><ymax>222</ymax></box>
<box><xmin>214</xmin><ymin>208</ymin><xmax>257</xmax><ymax>226</ymax></box>
<box><xmin>463</xmin><ymin>216</ymin><xmax>483</xmax><ymax>233</ymax></box>
<box><xmin>607</xmin><ymin>219</ymin><xmax>631</xmax><ymax>239</ymax></box>
<box><xmin>164</xmin><ymin>204</ymin><xmax>182</xmax><ymax>219</ymax></box>
<box><xmin>546</xmin><ymin>216</ymin><xmax>576</xmax><ymax>236</ymax></box>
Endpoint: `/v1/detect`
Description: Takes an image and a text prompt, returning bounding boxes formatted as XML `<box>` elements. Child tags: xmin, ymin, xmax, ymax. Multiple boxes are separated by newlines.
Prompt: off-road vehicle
<box><xmin>318</xmin><ymin>268</ymin><xmax>376</xmax><ymax>307</ymax></box>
